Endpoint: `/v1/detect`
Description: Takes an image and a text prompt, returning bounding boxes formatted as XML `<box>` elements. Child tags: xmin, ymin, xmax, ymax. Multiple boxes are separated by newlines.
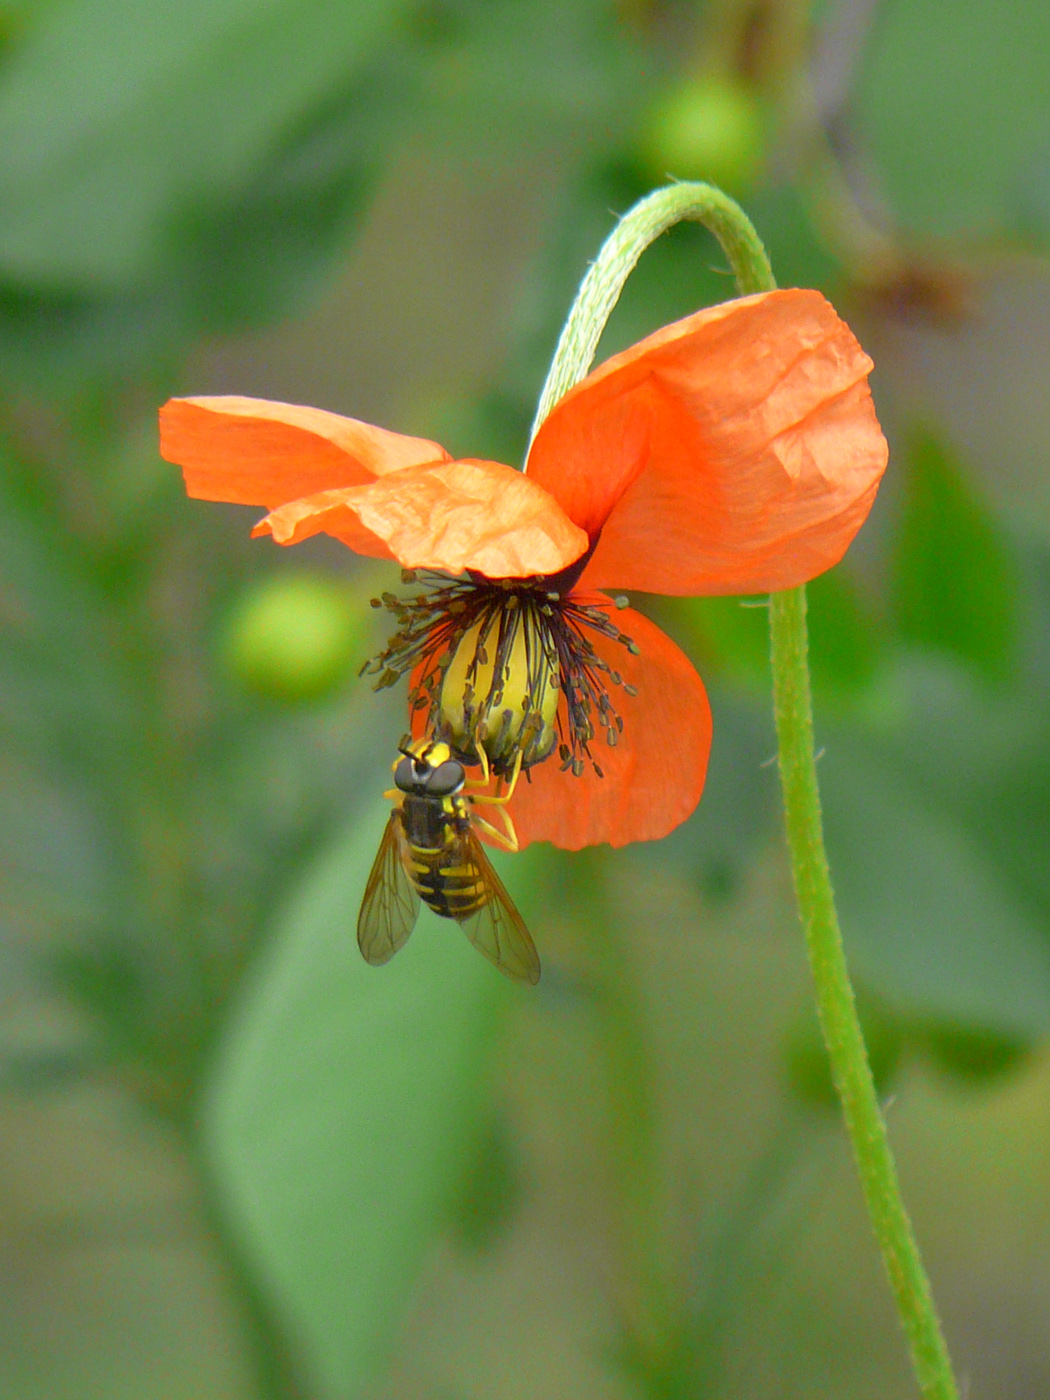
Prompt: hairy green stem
<box><xmin>529</xmin><ymin>182</ymin><xmax>775</xmax><ymax>447</ymax></box>
<box><xmin>534</xmin><ymin>184</ymin><xmax>959</xmax><ymax>1400</ymax></box>
<box><xmin>768</xmin><ymin>588</ymin><xmax>957</xmax><ymax>1399</ymax></box>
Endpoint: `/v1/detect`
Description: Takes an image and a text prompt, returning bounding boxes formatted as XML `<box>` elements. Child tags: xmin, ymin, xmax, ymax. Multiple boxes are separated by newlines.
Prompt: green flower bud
<box><xmin>223</xmin><ymin>574</ymin><xmax>364</xmax><ymax>704</ymax></box>
<box><xmin>639</xmin><ymin>77</ymin><xmax>765</xmax><ymax>195</ymax></box>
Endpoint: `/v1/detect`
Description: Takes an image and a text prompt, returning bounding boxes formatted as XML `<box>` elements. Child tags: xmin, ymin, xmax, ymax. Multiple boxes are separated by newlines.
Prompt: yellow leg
<box><xmin>465</xmin><ymin>748</ymin><xmax>523</xmax><ymax>806</ymax></box>
<box><xmin>474</xmin><ymin>743</ymin><xmax>492</xmax><ymax>785</ymax></box>
<box><xmin>470</xmin><ymin>807</ymin><xmax>520</xmax><ymax>853</ymax></box>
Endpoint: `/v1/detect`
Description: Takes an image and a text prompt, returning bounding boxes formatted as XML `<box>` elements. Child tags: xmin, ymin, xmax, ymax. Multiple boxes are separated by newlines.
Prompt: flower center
<box><xmin>362</xmin><ymin>572</ymin><xmax>640</xmax><ymax>779</ymax></box>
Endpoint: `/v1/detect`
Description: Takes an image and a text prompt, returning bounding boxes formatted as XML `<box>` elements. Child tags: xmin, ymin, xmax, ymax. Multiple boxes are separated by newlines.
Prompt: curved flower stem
<box><xmin>529</xmin><ymin>182</ymin><xmax>775</xmax><ymax>447</ymax></box>
<box><xmin>534</xmin><ymin>184</ymin><xmax>959</xmax><ymax>1400</ymax></box>
<box><xmin>769</xmin><ymin>587</ymin><xmax>957</xmax><ymax>1400</ymax></box>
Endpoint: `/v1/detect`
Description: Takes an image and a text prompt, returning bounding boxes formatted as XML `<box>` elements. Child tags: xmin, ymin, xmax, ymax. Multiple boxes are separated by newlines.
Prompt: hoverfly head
<box><xmin>392</xmin><ymin>737</ymin><xmax>464</xmax><ymax>796</ymax></box>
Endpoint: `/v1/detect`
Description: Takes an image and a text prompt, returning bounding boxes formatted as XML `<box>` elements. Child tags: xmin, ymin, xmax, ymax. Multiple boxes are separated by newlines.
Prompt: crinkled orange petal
<box><xmin>506</xmin><ymin>600</ymin><xmax>711</xmax><ymax>850</ymax></box>
<box><xmin>254</xmin><ymin>458</ymin><xmax>589</xmax><ymax>578</ymax></box>
<box><xmin>525</xmin><ymin>289</ymin><xmax>888</xmax><ymax>595</ymax></box>
<box><xmin>159</xmin><ymin>395</ymin><xmax>451</xmax><ymax>509</ymax></box>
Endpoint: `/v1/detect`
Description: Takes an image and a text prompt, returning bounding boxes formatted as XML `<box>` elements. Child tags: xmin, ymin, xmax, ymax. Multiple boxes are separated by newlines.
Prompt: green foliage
<box><xmin>856</xmin><ymin>0</ymin><xmax>1050</xmax><ymax>241</ymax></box>
<box><xmin>636</xmin><ymin>680</ymin><xmax>779</xmax><ymax>905</ymax></box>
<box><xmin>917</xmin><ymin>1023</ymin><xmax>1031</xmax><ymax>1086</ymax></box>
<box><xmin>448</xmin><ymin>1107</ymin><xmax>522</xmax><ymax>1252</ymax></box>
<box><xmin>891</xmin><ymin>428</ymin><xmax>1019</xmax><ymax>684</ymax></box>
<box><xmin>0</xmin><ymin>0</ymin><xmax>417</xmax><ymax>384</ymax></box>
<box><xmin>820</xmin><ymin>739</ymin><xmax>1050</xmax><ymax>1040</ymax></box>
<box><xmin>806</xmin><ymin>569</ymin><xmax>884</xmax><ymax>705</ymax></box>
<box><xmin>783</xmin><ymin>993</ymin><xmax>904</xmax><ymax>1113</ymax></box>
<box><xmin>675</xmin><ymin>594</ymin><xmax>772</xmax><ymax>688</ymax></box>
<box><xmin>204</xmin><ymin>803</ymin><xmax>535</xmax><ymax>1397</ymax></box>
<box><xmin>0</xmin><ymin>0</ymin><xmax>410</xmax><ymax>287</ymax></box>
<box><xmin>2</xmin><ymin>0</ymin><xmax>1050</xmax><ymax>1391</ymax></box>
<box><xmin>669</xmin><ymin>566</ymin><xmax>881</xmax><ymax>708</ymax></box>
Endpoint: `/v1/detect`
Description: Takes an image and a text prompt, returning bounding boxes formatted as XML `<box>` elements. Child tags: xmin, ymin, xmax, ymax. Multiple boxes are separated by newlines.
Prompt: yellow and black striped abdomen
<box><xmin>400</xmin><ymin>795</ymin><xmax>488</xmax><ymax>921</ymax></box>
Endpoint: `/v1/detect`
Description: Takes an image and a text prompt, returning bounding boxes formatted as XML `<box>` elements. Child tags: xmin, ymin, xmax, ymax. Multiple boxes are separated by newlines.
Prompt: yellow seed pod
<box><xmin>437</xmin><ymin>609</ymin><xmax>560</xmax><ymax>774</ymax></box>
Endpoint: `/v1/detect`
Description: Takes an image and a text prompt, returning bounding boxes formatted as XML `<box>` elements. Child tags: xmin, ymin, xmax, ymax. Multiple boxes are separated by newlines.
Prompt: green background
<box><xmin>1</xmin><ymin>0</ymin><xmax>1050</xmax><ymax>1396</ymax></box>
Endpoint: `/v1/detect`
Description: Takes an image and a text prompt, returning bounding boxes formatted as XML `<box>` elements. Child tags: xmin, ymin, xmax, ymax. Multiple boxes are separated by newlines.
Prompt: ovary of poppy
<box><xmin>160</xmin><ymin>287</ymin><xmax>887</xmax><ymax>851</ymax></box>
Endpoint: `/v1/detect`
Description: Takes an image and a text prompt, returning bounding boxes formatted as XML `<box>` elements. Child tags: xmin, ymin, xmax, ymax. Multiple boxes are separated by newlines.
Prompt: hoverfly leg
<box><xmin>466</xmin><ymin>748</ymin><xmax>523</xmax><ymax>805</ymax></box>
<box><xmin>471</xmin><ymin>738</ymin><xmax>492</xmax><ymax>786</ymax></box>
<box><xmin>469</xmin><ymin>807</ymin><xmax>520</xmax><ymax>853</ymax></box>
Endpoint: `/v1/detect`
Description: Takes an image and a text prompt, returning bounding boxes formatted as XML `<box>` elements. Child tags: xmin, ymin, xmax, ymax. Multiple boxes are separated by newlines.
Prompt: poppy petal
<box><xmin>505</xmin><ymin>600</ymin><xmax>711</xmax><ymax>850</ymax></box>
<box><xmin>525</xmin><ymin>289</ymin><xmax>888</xmax><ymax>595</ymax></box>
<box><xmin>159</xmin><ymin>396</ymin><xmax>451</xmax><ymax>509</ymax></box>
<box><xmin>255</xmin><ymin>458</ymin><xmax>589</xmax><ymax>578</ymax></box>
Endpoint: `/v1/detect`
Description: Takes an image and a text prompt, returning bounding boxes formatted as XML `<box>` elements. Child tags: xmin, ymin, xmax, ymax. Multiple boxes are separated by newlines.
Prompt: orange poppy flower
<box><xmin>160</xmin><ymin>288</ymin><xmax>887</xmax><ymax>851</ymax></box>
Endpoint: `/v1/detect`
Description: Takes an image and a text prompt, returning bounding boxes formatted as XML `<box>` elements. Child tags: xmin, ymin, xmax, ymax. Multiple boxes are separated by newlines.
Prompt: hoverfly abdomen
<box><xmin>415</xmin><ymin>841</ymin><xmax>488</xmax><ymax>921</ymax></box>
<box><xmin>398</xmin><ymin>796</ymin><xmax>484</xmax><ymax>920</ymax></box>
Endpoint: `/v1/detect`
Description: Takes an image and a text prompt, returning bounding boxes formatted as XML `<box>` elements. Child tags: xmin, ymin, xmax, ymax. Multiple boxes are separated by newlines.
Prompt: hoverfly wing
<box><xmin>357</xmin><ymin>812</ymin><xmax>420</xmax><ymax>966</ymax></box>
<box><xmin>455</xmin><ymin>830</ymin><xmax>540</xmax><ymax>985</ymax></box>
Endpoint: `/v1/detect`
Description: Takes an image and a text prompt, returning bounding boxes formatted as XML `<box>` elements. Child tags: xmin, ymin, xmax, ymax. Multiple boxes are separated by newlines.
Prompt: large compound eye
<box><xmin>393</xmin><ymin>755</ymin><xmax>417</xmax><ymax>792</ymax></box>
<box><xmin>424</xmin><ymin>759</ymin><xmax>465</xmax><ymax>796</ymax></box>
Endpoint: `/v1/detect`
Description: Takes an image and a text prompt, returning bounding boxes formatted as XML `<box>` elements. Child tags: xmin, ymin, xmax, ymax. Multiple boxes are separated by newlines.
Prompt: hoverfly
<box><xmin>358</xmin><ymin>737</ymin><xmax>540</xmax><ymax>985</ymax></box>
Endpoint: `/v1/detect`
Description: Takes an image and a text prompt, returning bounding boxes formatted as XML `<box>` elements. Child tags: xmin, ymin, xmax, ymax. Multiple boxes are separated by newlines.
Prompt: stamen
<box><xmin>361</xmin><ymin>571</ymin><xmax>640</xmax><ymax>779</ymax></box>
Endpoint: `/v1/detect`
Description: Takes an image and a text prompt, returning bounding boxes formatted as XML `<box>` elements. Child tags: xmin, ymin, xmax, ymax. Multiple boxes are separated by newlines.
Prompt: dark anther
<box><xmin>359</xmin><ymin>568</ymin><xmax>642</xmax><ymax>781</ymax></box>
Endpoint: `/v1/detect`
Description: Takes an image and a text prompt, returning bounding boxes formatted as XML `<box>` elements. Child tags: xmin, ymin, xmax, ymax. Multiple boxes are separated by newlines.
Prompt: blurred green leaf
<box><xmin>821</xmin><ymin>739</ymin><xmax>1050</xmax><ymax>1039</ymax></box>
<box><xmin>633</xmin><ymin>681</ymin><xmax>778</xmax><ymax>904</ymax></box>
<box><xmin>855</xmin><ymin>0</ymin><xmax>1050</xmax><ymax>239</ymax></box>
<box><xmin>0</xmin><ymin>0</ymin><xmax>412</xmax><ymax>288</ymax></box>
<box><xmin>806</xmin><ymin>567</ymin><xmax>883</xmax><ymax>705</ymax></box>
<box><xmin>748</xmin><ymin>183</ymin><xmax>843</xmax><ymax>298</ymax></box>
<box><xmin>424</xmin><ymin>0</ymin><xmax>643</xmax><ymax>143</ymax></box>
<box><xmin>868</xmin><ymin>645</ymin><xmax>1050</xmax><ymax>927</ymax></box>
<box><xmin>448</xmin><ymin>1106</ymin><xmax>522</xmax><ymax>1252</ymax></box>
<box><xmin>783</xmin><ymin>991</ymin><xmax>903</xmax><ymax>1112</ymax></box>
<box><xmin>204</xmin><ymin>798</ymin><xmax>522</xmax><ymax>1398</ymax></box>
<box><xmin>891</xmin><ymin>428</ymin><xmax>1019</xmax><ymax>684</ymax></box>
<box><xmin>0</xmin><ymin>0</ymin><xmax>419</xmax><ymax>386</ymax></box>
<box><xmin>1017</xmin><ymin>142</ymin><xmax>1050</xmax><ymax>244</ymax></box>
<box><xmin>669</xmin><ymin>565</ymin><xmax>880</xmax><ymax>707</ymax></box>
<box><xmin>916</xmin><ymin>1022</ymin><xmax>1031</xmax><ymax>1086</ymax></box>
<box><xmin>672</xmin><ymin>594</ymin><xmax>771</xmax><ymax>689</ymax></box>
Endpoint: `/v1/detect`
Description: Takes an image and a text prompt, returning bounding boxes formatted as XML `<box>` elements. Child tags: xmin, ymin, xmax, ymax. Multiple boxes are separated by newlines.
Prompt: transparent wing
<box><xmin>455</xmin><ymin>830</ymin><xmax>540</xmax><ymax>985</ymax></box>
<box><xmin>357</xmin><ymin>812</ymin><xmax>420</xmax><ymax>966</ymax></box>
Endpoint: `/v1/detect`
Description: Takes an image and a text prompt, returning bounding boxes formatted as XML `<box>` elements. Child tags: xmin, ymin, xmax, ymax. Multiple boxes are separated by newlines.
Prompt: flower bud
<box><xmin>223</xmin><ymin>574</ymin><xmax>364</xmax><ymax>703</ymax></box>
<box><xmin>639</xmin><ymin>77</ymin><xmax>765</xmax><ymax>195</ymax></box>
